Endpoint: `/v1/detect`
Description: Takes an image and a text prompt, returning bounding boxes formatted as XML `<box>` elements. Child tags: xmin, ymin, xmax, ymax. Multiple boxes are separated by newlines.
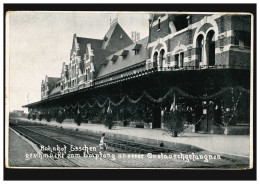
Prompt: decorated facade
<box><xmin>24</xmin><ymin>13</ymin><xmax>251</xmax><ymax>135</ymax></box>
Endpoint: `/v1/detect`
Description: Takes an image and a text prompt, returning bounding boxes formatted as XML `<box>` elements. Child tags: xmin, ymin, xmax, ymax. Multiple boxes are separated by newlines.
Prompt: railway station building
<box><xmin>23</xmin><ymin>13</ymin><xmax>251</xmax><ymax>135</ymax></box>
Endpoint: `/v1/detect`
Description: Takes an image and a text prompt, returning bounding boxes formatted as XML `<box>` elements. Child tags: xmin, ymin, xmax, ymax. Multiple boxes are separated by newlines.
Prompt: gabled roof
<box><xmin>101</xmin><ymin>23</ymin><xmax>134</xmax><ymax>51</ymax></box>
<box><xmin>46</xmin><ymin>77</ymin><xmax>61</xmax><ymax>92</ymax></box>
<box><xmin>49</xmin><ymin>86</ymin><xmax>61</xmax><ymax>96</ymax></box>
<box><xmin>97</xmin><ymin>36</ymin><xmax>149</xmax><ymax>78</ymax></box>
<box><xmin>77</xmin><ymin>37</ymin><xmax>103</xmax><ymax>60</ymax></box>
<box><xmin>47</xmin><ymin>77</ymin><xmax>60</xmax><ymax>84</ymax></box>
<box><xmin>101</xmin><ymin>23</ymin><xmax>118</xmax><ymax>49</ymax></box>
<box><xmin>77</xmin><ymin>37</ymin><xmax>103</xmax><ymax>49</ymax></box>
<box><xmin>101</xmin><ymin>59</ymin><xmax>109</xmax><ymax>65</ymax></box>
<box><xmin>70</xmin><ymin>34</ymin><xmax>103</xmax><ymax>60</ymax></box>
<box><xmin>92</xmin><ymin>48</ymin><xmax>116</xmax><ymax>74</ymax></box>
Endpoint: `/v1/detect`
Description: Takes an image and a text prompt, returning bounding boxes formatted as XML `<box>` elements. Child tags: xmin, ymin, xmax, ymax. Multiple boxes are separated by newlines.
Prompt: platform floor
<box><xmin>7</xmin><ymin>128</ymin><xmax>54</xmax><ymax>167</ymax></box>
<box><xmin>17</xmin><ymin>118</ymin><xmax>250</xmax><ymax>157</ymax></box>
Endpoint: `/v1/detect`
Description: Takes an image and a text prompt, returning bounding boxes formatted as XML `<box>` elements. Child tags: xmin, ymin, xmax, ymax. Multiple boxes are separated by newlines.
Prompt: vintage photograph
<box><xmin>5</xmin><ymin>10</ymin><xmax>253</xmax><ymax>170</ymax></box>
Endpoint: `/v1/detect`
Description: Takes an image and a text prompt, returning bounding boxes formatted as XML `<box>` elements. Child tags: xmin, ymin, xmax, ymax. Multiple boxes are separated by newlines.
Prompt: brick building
<box><xmin>24</xmin><ymin>13</ymin><xmax>251</xmax><ymax>135</ymax></box>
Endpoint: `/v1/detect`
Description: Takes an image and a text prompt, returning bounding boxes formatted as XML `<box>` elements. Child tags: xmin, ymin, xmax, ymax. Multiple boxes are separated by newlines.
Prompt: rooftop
<box><xmin>97</xmin><ymin>36</ymin><xmax>149</xmax><ymax>78</ymax></box>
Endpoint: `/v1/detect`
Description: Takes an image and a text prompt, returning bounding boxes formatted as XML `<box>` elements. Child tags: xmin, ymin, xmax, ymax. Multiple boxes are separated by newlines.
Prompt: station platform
<box><xmin>16</xmin><ymin>118</ymin><xmax>250</xmax><ymax>157</ymax></box>
<box><xmin>7</xmin><ymin>128</ymin><xmax>54</xmax><ymax>167</ymax></box>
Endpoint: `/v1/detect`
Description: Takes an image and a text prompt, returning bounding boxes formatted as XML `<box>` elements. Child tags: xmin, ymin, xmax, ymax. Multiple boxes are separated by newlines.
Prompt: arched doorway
<box><xmin>196</xmin><ymin>34</ymin><xmax>204</xmax><ymax>67</ymax></box>
<box><xmin>206</xmin><ymin>30</ymin><xmax>215</xmax><ymax>66</ymax></box>
<box><xmin>159</xmin><ymin>49</ymin><xmax>165</xmax><ymax>68</ymax></box>
<box><xmin>153</xmin><ymin>52</ymin><xmax>158</xmax><ymax>67</ymax></box>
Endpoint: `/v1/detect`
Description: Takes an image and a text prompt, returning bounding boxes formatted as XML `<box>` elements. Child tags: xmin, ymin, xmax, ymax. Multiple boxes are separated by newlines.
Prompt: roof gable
<box><xmin>101</xmin><ymin>23</ymin><xmax>134</xmax><ymax>51</ymax></box>
<box><xmin>70</xmin><ymin>34</ymin><xmax>103</xmax><ymax>60</ymax></box>
<box><xmin>97</xmin><ymin>37</ymin><xmax>149</xmax><ymax>78</ymax></box>
<box><xmin>47</xmin><ymin>77</ymin><xmax>61</xmax><ymax>92</ymax></box>
<box><xmin>70</xmin><ymin>34</ymin><xmax>78</xmax><ymax>56</ymax></box>
<box><xmin>92</xmin><ymin>48</ymin><xmax>115</xmax><ymax>74</ymax></box>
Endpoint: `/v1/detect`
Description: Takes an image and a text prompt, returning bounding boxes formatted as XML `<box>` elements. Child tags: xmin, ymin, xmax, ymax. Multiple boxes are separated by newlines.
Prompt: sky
<box><xmin>7</xmin><ymin>11</ymin><xmax>149</xmax><ymax>112</ymax></box>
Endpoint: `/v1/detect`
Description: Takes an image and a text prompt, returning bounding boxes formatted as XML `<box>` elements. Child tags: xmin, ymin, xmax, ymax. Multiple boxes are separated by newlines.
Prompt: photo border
<box><xmin>3</xmin><ymin>3</ymin><xmax>256</xmax><ymax>180</ymax></box>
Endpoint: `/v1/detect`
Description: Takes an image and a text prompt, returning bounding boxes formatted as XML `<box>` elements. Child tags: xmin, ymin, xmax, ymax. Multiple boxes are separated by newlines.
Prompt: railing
<box><xmin>158</xmin><ymin>64</ymin><xmax>250</xmax><ymax>71</ymax></box>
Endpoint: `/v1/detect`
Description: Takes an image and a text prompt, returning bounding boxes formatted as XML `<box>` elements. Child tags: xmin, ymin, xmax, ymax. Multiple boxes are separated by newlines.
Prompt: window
<box><xmin>234</xmin><ymin>31</ymin><xmax>250</xmax><ymax>47</ymax></box>
<box><xmin>111</xmin><ymin>55</ymin><xmax>119</xmax><ymax>62</ymax></box>
<box><xmin>153</xmin><ymin>52</ymin><xmax>158</xmax><ymax>63</ymax></box>
<box><xmin>196</xmin><ymin>34</ymin><xmax>204</xmax><ymax>65</ymax></box>
<box><xmin>121</xmin><ymin>50</ymin><xmax>129</xmax><ymax>59</ymax></box>
<box><xmin>170</xmin><ymin>14</ymin><xmax>189</xmax><ymax>31</ymax></box>
<box><xmin>206</xmin><ymin>30</ymin><xmax>215</xmax><ymax>66</ymax></box>
<box><xmin>132</xmin><ymin>44</ymin><xmax>141</xmax><ymax>55</ymax></box>
<box><xmin>79</xmin><ymin>62</ymin><xmax>84</xmax><ymax>74</ymax></box>
<box><xmin>175</xmin><ymin>54</ymin><xmax>179</xmax><ymax>68</ymax></box>
<box><xmin>158</xmin><ymin>18</ymin><xmax>161</xmax><ymax>30</ymax></box>
<box><xmin>85</xmin><ymin>69</ymin><xmax>88</xmax><ymax>81</ymax></box>
<box><xmin>180</xmin><ymin>52</ymin><xmax>184</xmax><ymax>68</ymax></box>
<box><xmin>159</xmin><ymin>49</ymin><xmax>165</xmax><ymax>67</ymax></box>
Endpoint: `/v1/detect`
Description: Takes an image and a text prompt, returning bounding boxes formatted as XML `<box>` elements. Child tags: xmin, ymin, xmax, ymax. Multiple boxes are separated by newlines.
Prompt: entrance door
<box><xmin>208</xmin><ymin>41</ymin><xmax>215</xmax><ymax>66</ymax></box>
<box><xmin>195</xmin><ymin>103</ymin><xmax>214</xmax><ymax>133</ymax></box>
<box><xmin>152</xmin><ymin>106</ymin><xmax>161</xmax><ymax>128</ymax></box>
<box><xmin>207</xmin><ymin>30</ymin><xmax>215</xmax><ymax>66</ymax></box>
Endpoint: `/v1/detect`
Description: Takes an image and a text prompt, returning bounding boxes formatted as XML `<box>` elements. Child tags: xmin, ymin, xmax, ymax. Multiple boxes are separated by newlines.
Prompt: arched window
<box><xmin>174</xmin><ymin>54</ymin><xmax>179</xmax><ymax>68</ymax></box>
<box><xmin>196</xmin><ymin>34</ymin><xmax>204</xmax><ymax>67</ymax></box>
<box><xmin>153</xmin><ymin>51</ymin><xmax>158</xmax><ymax>64</ymax></box>
<box><xmin>85</xmin><ymin>68</ymin><xmax>88</xmax><ymax>81</ymax></box>
<box><xmin>206</xmin><ymin>30</ymin><xmax>215</xmax><ymax>66</ymax></box>
<box><xmin>180</xmin><ymin>52</ymin><xmax>184</xmax><ymax>68</ymax></box>
<box><xmin>87</xmin><ymin>68</ymin><xmax>91</xmax><ymax>81</ymax></box>
<box><xmin>159</xmin><ymin>49</ymin><xmax>165</xmax><ymax>68</ymax></box>
<box><xmin>174</xmin><ymin>51</ymin><xmax>184</xmax><ymax>69</ymax></box>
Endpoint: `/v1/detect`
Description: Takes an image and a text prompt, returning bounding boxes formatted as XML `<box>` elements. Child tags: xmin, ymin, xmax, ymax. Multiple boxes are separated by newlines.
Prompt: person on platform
<box><xmin>99</xmin><ymin>133</ymin><xmax>107</xmax><ymax>150</ymax></box>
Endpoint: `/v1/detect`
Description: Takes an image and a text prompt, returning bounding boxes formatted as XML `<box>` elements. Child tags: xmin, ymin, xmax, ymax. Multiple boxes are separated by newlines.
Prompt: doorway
<box><xmin>152</xmin><ymin>105</ymin><xmax>161</xmax><ymax>128</ymax></box>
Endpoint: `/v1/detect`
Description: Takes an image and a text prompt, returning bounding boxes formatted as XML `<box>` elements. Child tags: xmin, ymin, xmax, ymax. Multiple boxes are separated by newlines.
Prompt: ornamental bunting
<box><xmin>56</xmin><ymin>86</ymin><xmax>249</xmax><ymax>111</ymax></box>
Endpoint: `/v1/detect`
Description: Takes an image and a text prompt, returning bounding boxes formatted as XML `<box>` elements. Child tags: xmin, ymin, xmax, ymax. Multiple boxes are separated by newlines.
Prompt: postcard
<box><xmin>4</xmin><ymin>6</ymin><xmax>256</xmax><ymax>180</ymax></box>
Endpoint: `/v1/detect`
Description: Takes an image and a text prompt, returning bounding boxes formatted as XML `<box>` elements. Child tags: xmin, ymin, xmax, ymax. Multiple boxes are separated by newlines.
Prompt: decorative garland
<box><xmin>46</xmin><ymin>86</ymin><xmax>249</xmax><ymax>112</ymax></box>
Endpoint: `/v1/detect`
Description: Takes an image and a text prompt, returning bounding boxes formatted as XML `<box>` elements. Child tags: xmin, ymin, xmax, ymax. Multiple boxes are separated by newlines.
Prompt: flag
<box><xmin>27</xmin><ymin>93</ymin><xmax>29</xmax><ymax>103</ymax></box>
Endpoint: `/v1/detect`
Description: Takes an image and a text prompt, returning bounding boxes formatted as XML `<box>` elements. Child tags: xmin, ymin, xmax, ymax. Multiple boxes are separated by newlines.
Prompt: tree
<box><xmin>27</xmin><ymin>114</ymin><xmax>31</xmax><ymax>120</ymax></box>
<box><xmin>46</xmin><ymin>113</ymin><xmax>52</xmax><ymax>122</ymax></box>
<box><xmin>32</xmin><ymin>114</ymin><xmax>36</xmax><ymax>120</ymax></box>
<box><xmin>163</xmin><ymin>110</ymin><xmax>186</xmax><ymax>137</ymax></box>
<box><xmin>74</xmin><ymin>112</ymin><xmax>82</xmax><ymax>126</ymax></box>
<box><xmin>38</xmin><ymin>114</ymin><xmax>43</xmax><ymax>121</ymax></box>
<box><xmin>56</xmin><ymin>111</ymin><xmax>65</xmax><ymax>123</ymax></box>
<box><xmin>104</xmin><ymin>112</ymin><xmax>115</xmax><ymax>129</ymax></box>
